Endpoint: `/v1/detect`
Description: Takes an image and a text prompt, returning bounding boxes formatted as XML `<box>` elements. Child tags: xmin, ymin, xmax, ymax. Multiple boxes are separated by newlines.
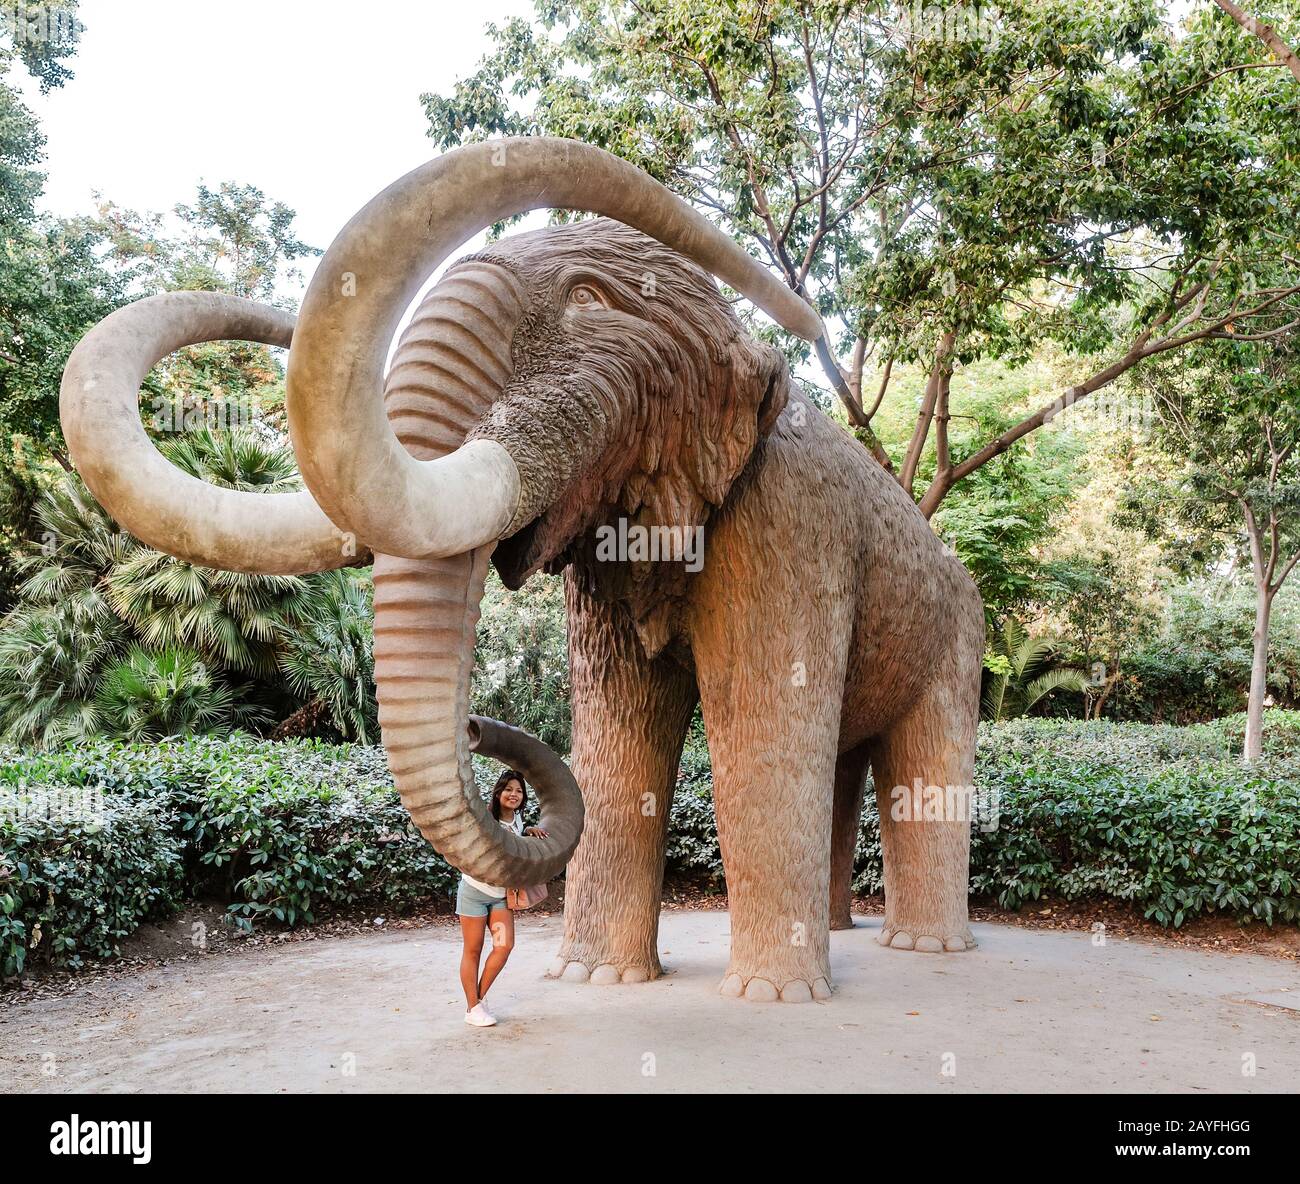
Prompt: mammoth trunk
<box><xmin>372</xmin><ymin>261</ymin><xmax>579</xmax><ymax>885</ymax></box>
<box><xmin>373</xmin><ymin>548</ymin><xmax>503</xmax><ymax>872</ymax></box>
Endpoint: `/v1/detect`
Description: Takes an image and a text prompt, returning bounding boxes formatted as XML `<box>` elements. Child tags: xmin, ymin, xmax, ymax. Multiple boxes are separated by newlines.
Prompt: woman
<box><xmin>457</xmin><ymin>768</ymin><xmax>548</xmax><ymax>1027</ymax></box>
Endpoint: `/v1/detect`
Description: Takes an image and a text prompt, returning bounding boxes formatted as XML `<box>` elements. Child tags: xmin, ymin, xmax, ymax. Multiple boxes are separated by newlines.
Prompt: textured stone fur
<box><xmin>416</xmin><ymin>218</ymin><xmax>985</xmax><ymax>1000</ymax></box>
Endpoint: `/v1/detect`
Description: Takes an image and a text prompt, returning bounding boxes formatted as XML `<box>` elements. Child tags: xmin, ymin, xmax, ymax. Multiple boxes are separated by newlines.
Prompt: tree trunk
<box><xmin>1090</xmin><ymin>668</ymin><xmax>1121</xmax><ymax>720</ymax></box>
<box><xmin>1244</xmin><ymin>583</ymin><xmax>1274</xmax><ymax>762</ymax></box>
<box><xmin>270</xmin><ymin>697</ymin><xmax>332</xmax><ymax>740</ymax></box>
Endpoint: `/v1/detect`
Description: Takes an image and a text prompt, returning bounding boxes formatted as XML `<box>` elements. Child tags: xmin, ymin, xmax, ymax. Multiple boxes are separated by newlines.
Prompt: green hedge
<box><xmin>3</xmin><ymin>712</ymin><xmax>1298</xmax><ymax>979</ymax></box>
<box><xmin>964</xmin><ymin>716</ymin><xmax>1300</xmax><ymax>926</ymax></box>
<box><xmin>668</xmin><ymin>711</ymin><xmax>1300</xmax><ymax>929</ymax></box>
<box><xmin>0</xmin><ymin>788</ymin><xmax>184</xmax><ymax>975</ymax></box>
<box><xmin>0</xmin><ymin>736</ymin><xmax>519</xmax><ymax>977</ymax></box>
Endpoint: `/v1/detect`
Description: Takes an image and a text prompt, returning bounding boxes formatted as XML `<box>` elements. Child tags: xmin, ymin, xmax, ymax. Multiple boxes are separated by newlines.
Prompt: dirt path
<box><xmin>2</xmin><ymin>910</ymin><xmax>1297</xmax><ymax>1093</ymax></box>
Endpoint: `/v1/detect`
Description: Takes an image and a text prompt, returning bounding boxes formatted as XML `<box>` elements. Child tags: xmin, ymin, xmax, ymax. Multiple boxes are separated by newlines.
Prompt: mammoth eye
<box><xmin>568</xmin><ymin>284</ymin><xmax>607</xmax><ymax>310</ymax></box>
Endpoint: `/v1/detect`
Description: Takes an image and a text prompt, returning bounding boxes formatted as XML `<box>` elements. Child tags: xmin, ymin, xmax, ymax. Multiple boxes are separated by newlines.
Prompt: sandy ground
<box><xmin>2</xmin><ymin>910</ymin><xmax>1298</xmax><ymax>1094</ymax></box>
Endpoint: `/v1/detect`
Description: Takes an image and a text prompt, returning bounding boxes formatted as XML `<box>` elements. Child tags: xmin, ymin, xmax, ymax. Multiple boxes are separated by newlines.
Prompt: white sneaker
<box><xmin>464</xmin><ymin>1002</ymin><xmax>496</xmax><ymax>1027</ymax></box>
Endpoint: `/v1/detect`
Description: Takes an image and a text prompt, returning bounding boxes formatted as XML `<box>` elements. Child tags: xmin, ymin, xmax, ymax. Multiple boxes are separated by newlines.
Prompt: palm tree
<box><xmin>0</xmin><ymin>429</ymin><xmax>364</xmax><ymax>744</ymax></box>
<box><xmin>95</xmin><ymin>646</ymin><xmax>248</xmax><ymax>741</ymax></box>
<box><xmin>0</xmin><ymin>593</ymin><xmax>123</xmax><ymax>744</ymax></box>
<box><xmin>104</xmin><ymin>428</ymin><xmax>317</xmax><ymax>681</ymax></box>
<box><xmin>276</xmin><ymin>569</ymin><xmax>377</xmax><ymax>742</ymax></box>
<box><xmin>981</xmin><ymin>618</ymin><xmax>1089</xmax><ymax>722</ymax></box>
<box><xmin>0</xmin><ymin>481</ymin><xmax>129</xmax><ymax>744</ymax></box>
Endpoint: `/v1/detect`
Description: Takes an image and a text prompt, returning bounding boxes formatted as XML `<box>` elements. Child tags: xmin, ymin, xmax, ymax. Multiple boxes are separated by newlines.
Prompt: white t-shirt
<box><xmin>461</xmin><ymin>811</ymin><xmax>525</xmax><ymax>898</ymax></box>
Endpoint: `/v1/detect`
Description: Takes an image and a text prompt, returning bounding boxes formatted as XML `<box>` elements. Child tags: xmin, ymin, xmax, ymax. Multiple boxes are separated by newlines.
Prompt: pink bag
<box><xmin>506</xmin><ymin>883</ymin><xmax>548</xmax><ymax>910</ymax></box>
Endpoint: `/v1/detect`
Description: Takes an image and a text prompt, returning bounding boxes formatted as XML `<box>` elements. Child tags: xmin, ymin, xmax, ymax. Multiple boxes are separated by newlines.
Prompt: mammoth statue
<box><xmin>60</xmin><ymin>138</ymin><xmax>984</xmax><ymax>1003</ymax></box>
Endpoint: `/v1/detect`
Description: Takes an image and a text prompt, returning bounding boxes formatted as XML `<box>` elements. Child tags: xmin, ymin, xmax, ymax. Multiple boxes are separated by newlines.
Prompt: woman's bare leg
<box><xmin>477</xmin><ymin>906</ymin><xmax>515</xmax><ymax>1002</ymax></box>
<box><xmin>459</xmin><ymin>915</ymin><xmax>487</xmax><ymax>1008</ymax></box>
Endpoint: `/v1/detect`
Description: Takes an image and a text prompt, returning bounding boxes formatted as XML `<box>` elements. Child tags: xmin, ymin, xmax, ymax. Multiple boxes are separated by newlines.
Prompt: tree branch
<box><xmin>1215</xmin><ymin>0</ymin><xmax>1300</xmax><ymax>83</ymax></box>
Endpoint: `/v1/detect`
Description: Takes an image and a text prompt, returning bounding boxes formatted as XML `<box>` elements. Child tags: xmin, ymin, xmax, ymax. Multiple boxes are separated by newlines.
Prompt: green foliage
<box><xmin>82</xmin><ymin>182</ymin><xmax>320</xmax><ymax>443</ymax></box>
<box><xmin>1118</xmin><ymin>335</ymin><xmax>1300</xmax><ymax>748</ymax></box>
<box><xmin>1109</xmin><ymin>582</ymin><xmax>1300</xmax><ymax>721</ymax></box>
<box><xmin>92</xmin><ymin>180</ymin><xmax>320</xmax><ymax>304</ymax></box>
<box><xmin>981</xmin><ymin>618</ymin><xmax>1088</xmax><ymax>721</ymax></box>
<box><xmin>1123</xmin><ymin>335</ymin><xmax>1300</xmax><ymax>584</ymax></box>
<box><xmin>0</xmin><ymin>28</ymin><xmax>125</xmax><ymax>457</ymax></box>
<box><xmin>932</xmin><ymin>385</ymin><xmax>1090</xmax><ymax>619</ymax></box>
<box><xmin>668</xmin><ymin>712</ymin><xmax>1300</xmax><ymax>927</ymax></box>
<box><xmin>0</xmin><ymin>221</ymin><xmax>127</xmax><ymax>449</ymax></box>
<box><xmin>277</xmin><ymin>570</ymin><xmax>377</xmax><ymax>744</ymax></box>
<box><xmin>1042</xmin><ymin>546</ymin><xmax>1160</xmax><ymax>717</ymax></box>
<box><xmin>0</xmin><ymin>478</ymin><xmax>127</xmax><ymax>743</ymax></box>
<box><xmin>0</xmin><ymin>437</ymin><xmax>377</xmax><ymax>745</ymax></box>
<box><xmin>471</xmin><ymin>570</ymin><xmax>571</xmax><ymax>752</ymax></box>
<box><xmin>95</xmin><ymin>648</ymin><xmax>241</xmax><ymax>742</ymax></box>
<box><xmin>966</xmin><ymin>717</ymin><xmax>1300</xmax><ymax>926</ymax></box>
<box><xmin>0</xmin><ymin>735</ymin><xmax>491</xmax><ymax>973</ymax></box>
<box><xmin>0</xmin><ymin>788</ymin><xmax>183</xmax><ymax>977</ymax></box>
<box><xmin>423</xmin><ymin>0</ymin><xmax>1300</xmax><ymax>511</ymax></box>
<box><xmin>0</xmin><ymin>2</ymin><xmax>83</xmax><ymax>94</ymax></box>
<box><xmin>176</xmin><ymin>740</ymin><xmax>453</xmax><ymax>932</ymax></box>
<box><xmin>4</xmin><ymin>713</ymin><xmax>1299</xmax><ymax>977</ymax></box>
<box><xmin>664</xmin><ymin>717</ymin><xmax>721</xmax><ymax>884</ymax></box>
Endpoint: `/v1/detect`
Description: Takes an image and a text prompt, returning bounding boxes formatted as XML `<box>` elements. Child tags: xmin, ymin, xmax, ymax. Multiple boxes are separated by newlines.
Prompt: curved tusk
<box><xmin>286</xmin><ymin>136</ymin><xmax>824</xmax><ymax>562</ymax></box>
<box><xmin>60</xmin><ymin>291</ymin><xmax>356</xmax><ymax>575</ymax></box>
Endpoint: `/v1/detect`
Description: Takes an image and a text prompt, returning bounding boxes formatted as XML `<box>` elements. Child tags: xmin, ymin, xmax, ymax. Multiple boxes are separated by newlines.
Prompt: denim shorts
<box><xmin>455</xmin><ymin>878</ymin><xmax>510</xmax><ymax>918</ymax></box>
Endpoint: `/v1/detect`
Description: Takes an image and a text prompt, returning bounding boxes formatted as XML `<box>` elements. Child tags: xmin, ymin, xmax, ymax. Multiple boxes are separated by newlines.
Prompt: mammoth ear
<box><xmin>753</xmin><ymin>340</ymin><xmax>792</xmax><ymax>440</ymax></box>
<box><xmin>601</xmin><ymin>328</ymin><xmax>792</xmax><ymax>657</ymax></box>
<box><xmin>686</xmin><ymin>333</ymin><xmax>791</xmax><ymax>510</ymax></box>
<box><xmin>609</xmin><ymin>328</ymin><xmax>792</xmax><ymax>538</ymax></box>
<box><xmin>620</xmin><ymin>330</ymin><xmax>791</xmax><ymax>535</ymax></box>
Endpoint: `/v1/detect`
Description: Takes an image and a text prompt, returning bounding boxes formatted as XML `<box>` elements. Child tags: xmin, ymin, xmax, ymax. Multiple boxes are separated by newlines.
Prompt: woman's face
<box><xmin>500</xmin><ymin>779</ymin><xmax>524</xmax><ymax>810</ymax></box>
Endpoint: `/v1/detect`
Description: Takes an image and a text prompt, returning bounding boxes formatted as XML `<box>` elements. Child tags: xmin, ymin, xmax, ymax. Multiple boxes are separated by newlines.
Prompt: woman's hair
<box><xmin>490</xmin><ymin>768</ymin><xmax>528</xmax><ymax>821</ymax></box>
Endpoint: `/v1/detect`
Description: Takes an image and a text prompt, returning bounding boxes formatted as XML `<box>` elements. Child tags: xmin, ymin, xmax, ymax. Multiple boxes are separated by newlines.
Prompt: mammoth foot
<box><xmin>718</xmin><ymin>967</ymin><xmax>832</xmax><ymax>1004</ymax></box>
<box><xmin>878</xmin><ymin>924</ymin><xmax>976</xmax><ymax>953</ymax></box>
<box><xmin>547</xmin><ymin>956</ymin><xmax>658</xmax><ymax>985</ymax></box>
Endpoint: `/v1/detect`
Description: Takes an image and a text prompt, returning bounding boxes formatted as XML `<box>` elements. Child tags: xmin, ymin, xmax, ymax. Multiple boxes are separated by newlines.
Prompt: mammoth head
<box><xmin>59</xmin><ymin>138</ymin><xmax>822</xmax><ymax>888</ymax></box>
<box><xmin>409</xmin><ymin>219</ymin><xmax>791</xmax><ymax>607</ymax></box>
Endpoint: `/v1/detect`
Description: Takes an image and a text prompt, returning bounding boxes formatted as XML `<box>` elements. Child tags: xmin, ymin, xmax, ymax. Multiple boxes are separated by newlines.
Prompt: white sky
<box><xmin>15</xmin><ymin>0</ymin><xmax>540</xmax><ymax>298</ymax></box>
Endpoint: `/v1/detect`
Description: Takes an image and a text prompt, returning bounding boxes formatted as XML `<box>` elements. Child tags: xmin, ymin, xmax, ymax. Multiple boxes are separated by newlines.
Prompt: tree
<box><xmin>96</xmin><ymin>647</ymin><xmax>240</xmax><ymax>742</ymax></box>
<box><xmin>981</xmin><ymin>617</ymin><xmax>1087</xmax><ymax>721</ymax></box>
<box><xmin>0</xmin><ymin>220</ymin><xmax>128</xmax><ymax>455</ymax></box>
<box><xmin>1048</xmin><ymin>548</ymin><xmax>1160</xmax><ymax>718</ymax></box>
<box><xmin>0</xmin><ymin>432</ymin><xmax>375</xmax><ymax>745</ymax></box>
<box><xmin>276</xmin><ymin>569</ymin><xmax>377</xmax><ymax>743</ymax></box>
<box><xmin>424</xmin><ymin>0</ymin><xmax>1300</xmax><ymax>514</ymax></box>
<box><xmin>1214</xmin><ymin>0</ymin><xmax>1300</xmax><ymax>81</ymax></box>
<box><xmin>920</xmin><ymin>358</ymin><xmax>1091</xmax><ymax>620</ymax></box>
<box><xmin>0</xmin><ymin>9</ymin><xmax>125</xmax><ymax>600</ymax></box>
<box><xmin>0</xmin><ymin>9</ymin><xmax>123</xmax><ymax>464</ymax></box>
<box><xmin>472</xmin><ymin>570</ymin><xmax>571</xmax><ymax>752</ymax></box>
<box><xmin>87</xmin><ymin>182</ymin><xmax>321</xmax><ymax>434</ymax></box>
<box><xmin>1129</xmin><ymin>332</ymin><xmax>1300</xmax><ymax>759</ymax></box>
<box><xmin>94</xmin><ymin>181</ymin><xmax>319</xmax><ymax>304</ymax></box>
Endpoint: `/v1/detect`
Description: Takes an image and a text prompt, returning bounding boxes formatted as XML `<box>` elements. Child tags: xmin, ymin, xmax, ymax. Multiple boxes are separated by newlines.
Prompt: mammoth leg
<box><xmin>703</xmin><ymin>697</ymin><xmax>843</xmax><ymax>1003</ymax></box>
<box><xmin>829</xmin><ymin>743</ymin><xmax>870</xmax><ymax>931</ymax></box>
<box><xmin>869</xmin><ymin>628</ymin><xmax>981</xmax><ymax>953</ymax></box>
<box><xmin>550</xmin><ymin>574</ymin><xmax>697</xmax><ymax>985</ymax></box>
<box><xmin>695</xmin><ymin>586</ymin><xmax>851</xmax><ymax>1003</ymax></box>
